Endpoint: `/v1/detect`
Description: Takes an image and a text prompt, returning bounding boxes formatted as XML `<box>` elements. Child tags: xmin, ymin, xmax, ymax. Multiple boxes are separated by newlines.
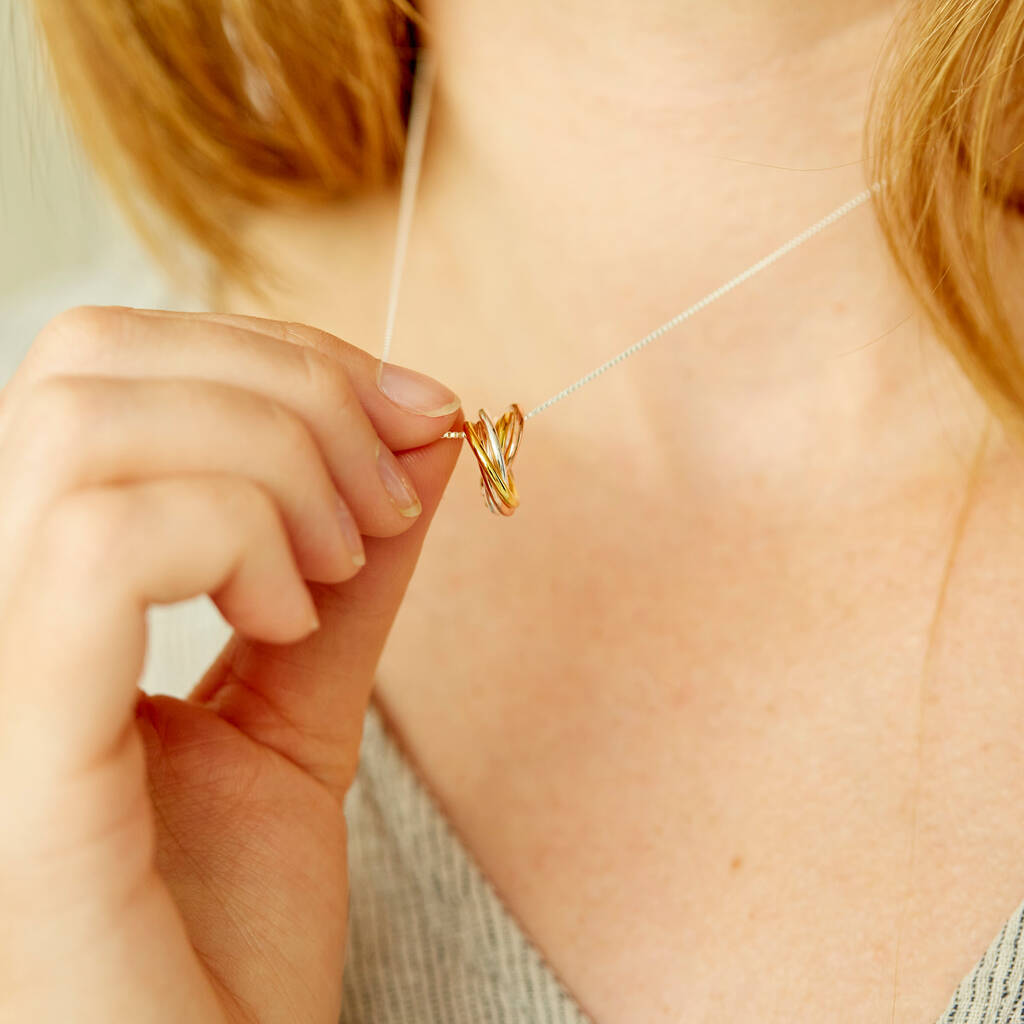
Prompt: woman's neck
<box><xmin>225</xmin><ymin>0</ymin><xmax>990</xmax><ymax>505</ymax></box>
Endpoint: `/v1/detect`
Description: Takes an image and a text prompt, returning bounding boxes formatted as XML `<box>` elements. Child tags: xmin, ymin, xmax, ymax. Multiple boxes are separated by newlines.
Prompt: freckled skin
<box><xmin>215</xmin><ymin>3</ymin><xmax>1020</xmax><ymax>1022</ymax></box>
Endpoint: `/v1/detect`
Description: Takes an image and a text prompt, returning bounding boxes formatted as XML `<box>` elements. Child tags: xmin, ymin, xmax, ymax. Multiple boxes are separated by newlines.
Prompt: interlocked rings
<box><xmin>462</xmin><ymin>403</ymin><xmax>524</xmax><ymax>516</ymax></box>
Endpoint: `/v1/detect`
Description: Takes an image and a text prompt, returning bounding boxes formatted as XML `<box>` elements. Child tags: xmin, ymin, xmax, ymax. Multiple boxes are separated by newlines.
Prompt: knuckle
<box><xmin>12</xmin><ymin>376</ymin><xmax>101</xmax><ymax>470</ymax></box>
<box><xmin>34</xmin><ymin>306</ymin><xmax>124</xmax><ymax>365</ymax></box>
<box><xmin>21</xmin><ymin>375</ymin><xmax>101</xmax><ymax>444</ymax></box>
<box><xmin>298</xmin><ymin>344</ymin><xmax>358</xmax><ymax>421</ymax></box>
<box><xmin>216</xmin><ymin>476</ymin><xmax>280</xmax><ymax>538</ymax></box>
<box><xmin>264</xmin><ymin>396</ymin><xmax>320</xmax><ymax>466</ymax></box>
<box><xmin>38</xmin><ymin>489</ymin><xmax>130</xmax><ymax>578</ymax></box>
<box><xmin>283</xmin><ymin>321</ymin><xmax>345</xmax><ymax>354</ymax></box>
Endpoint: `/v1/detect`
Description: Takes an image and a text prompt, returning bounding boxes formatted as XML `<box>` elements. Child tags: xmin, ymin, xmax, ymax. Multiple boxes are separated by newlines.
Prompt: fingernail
<box><xmin>377</xmin><ymin>361</ymin><xmax>461</xmax><ymax>417</ymax></box>
<box><xmin>336</xmin><ymin>496</ymin><xmax>366</xmax><ymax>566</ymax></box>
<box><xmin>376</xmin><ymin>439</ymin><xmax>422</xmax><ymax>517</ymax></box>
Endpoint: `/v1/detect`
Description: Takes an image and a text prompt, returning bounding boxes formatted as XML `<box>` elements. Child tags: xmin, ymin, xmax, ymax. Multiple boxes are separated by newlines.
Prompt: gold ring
<box><xmin>462</xmin><ymin>404</ymin><xmax>524</xmax><ymax>516</ymax></box>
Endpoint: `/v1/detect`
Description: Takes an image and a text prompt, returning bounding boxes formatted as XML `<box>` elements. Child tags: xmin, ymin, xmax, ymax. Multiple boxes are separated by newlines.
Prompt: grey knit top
<box><xmin>341</xmin><ymin>700</ymin><xmax>1024</xmax><ymax>1024</ymax></box>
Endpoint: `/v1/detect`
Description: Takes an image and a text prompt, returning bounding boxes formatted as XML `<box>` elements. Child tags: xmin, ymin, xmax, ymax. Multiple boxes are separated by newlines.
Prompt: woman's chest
<box><xmin>373</xmin><ymin>669</ymin><xmax>1024</xmax><ymax>1023</ymax></box>
<box><xmin>374</xmin><ymin>462</ymin><xmax>1024</xmax><ymax>1023</ymax></box>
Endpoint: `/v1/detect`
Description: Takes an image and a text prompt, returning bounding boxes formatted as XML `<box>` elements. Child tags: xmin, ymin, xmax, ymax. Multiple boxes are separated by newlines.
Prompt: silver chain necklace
<box><xmin>380</xmin><ymin>48</ymin><xmax>882</xmax><ymax>515</ymax></box>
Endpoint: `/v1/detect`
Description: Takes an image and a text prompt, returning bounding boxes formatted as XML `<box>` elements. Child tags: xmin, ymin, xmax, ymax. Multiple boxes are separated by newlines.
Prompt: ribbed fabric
<box><xmin>938</xmin><ymin>907</ymin><xmax>1024</xmax><ymax>1024</ymax></box>
<box><xmin>343</xmin><ymin>700</ymin><xmax>1024</xmax><ymax>1024</ymax></box>
<box><xmin>341</xmin><ymin>701</ymin><xmax>592</xmax><ymax>1024</ymax></box>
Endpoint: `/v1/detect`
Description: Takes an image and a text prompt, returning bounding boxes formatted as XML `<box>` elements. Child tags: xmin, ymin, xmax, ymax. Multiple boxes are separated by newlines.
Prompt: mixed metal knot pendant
<box><xmin>462</xmin><ymin>403</ymin><xmax>524</xmax><ymax>516</ymax></box>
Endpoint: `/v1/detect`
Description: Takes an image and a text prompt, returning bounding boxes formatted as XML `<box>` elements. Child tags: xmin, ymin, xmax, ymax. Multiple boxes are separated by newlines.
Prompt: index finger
<box><xmin>132</xmin><ymin>310</ymin><xmax>464</xmax><ymax>454</ymax></box>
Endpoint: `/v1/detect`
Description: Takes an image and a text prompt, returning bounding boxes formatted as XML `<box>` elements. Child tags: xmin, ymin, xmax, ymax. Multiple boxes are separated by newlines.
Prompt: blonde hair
<box><xmin>31</xmin><ymin>0</ymin><xmax>1024</xmax><ymax>434</ymax></box>
<box><xmin>32</xmin><ymin>0</ymin><xmax>421</xmax><ymax>282</ymax></box>
<box><xmin>868</xmin><ymin>0</ymin><xmax>1024</xmax><ymax>435</ymax></box>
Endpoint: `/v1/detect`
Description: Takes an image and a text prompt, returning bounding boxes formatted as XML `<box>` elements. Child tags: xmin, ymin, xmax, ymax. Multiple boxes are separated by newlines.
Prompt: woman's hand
<box><xmin>0</xmin><ymin>307</ymin><xmax>463</xmax><ymax>1024</ymax></box>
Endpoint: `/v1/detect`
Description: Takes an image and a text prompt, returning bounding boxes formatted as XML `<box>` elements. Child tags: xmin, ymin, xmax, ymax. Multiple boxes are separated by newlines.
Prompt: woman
<box><xmin>3</xmin><ymin>1</ymin><xmax>1023</xmax><ymax>1021</ymax></box>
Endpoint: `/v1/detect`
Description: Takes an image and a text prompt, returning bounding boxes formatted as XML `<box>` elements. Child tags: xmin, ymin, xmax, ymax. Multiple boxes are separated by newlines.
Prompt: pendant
<box><xmin>462</xmin><ymin>403</ymin><xmax>524</xmax><ymax>516</ymax></box>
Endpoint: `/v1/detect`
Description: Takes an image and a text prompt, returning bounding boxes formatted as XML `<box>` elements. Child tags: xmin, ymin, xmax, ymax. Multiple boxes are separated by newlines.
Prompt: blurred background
<box><xmin>0</xmin><ymin>0</ymin><xmax>130</xmax><ymax>299</ymax></box>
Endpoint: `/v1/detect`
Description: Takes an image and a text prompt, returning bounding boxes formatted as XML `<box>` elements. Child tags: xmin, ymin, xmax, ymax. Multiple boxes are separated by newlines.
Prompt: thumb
<box><xmin>190</xmin><ymin>426</ymin><xmax>464</xmax><ymax>799</ymax></box>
